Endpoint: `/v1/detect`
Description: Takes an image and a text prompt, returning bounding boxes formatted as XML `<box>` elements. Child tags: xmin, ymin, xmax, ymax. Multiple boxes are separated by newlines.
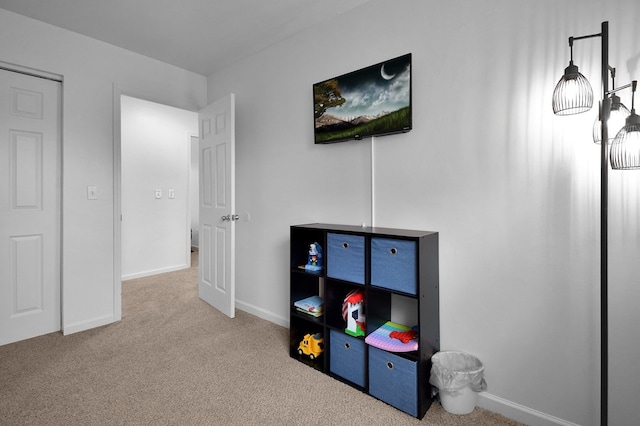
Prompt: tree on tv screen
<box><xmin>314</xmin><ymin>79</ymin><xmax>345</xmax><ymax>119</ymax></box>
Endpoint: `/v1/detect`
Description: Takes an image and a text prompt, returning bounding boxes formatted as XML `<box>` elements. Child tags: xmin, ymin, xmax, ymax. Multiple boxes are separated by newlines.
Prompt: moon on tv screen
<box><xmin>381</xmin><ymin>64</ymin><xmax>396</xmax><ymax>80</ymax></box>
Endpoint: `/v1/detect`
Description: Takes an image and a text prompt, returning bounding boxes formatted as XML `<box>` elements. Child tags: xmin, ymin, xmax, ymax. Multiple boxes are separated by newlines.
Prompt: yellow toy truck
<box><xmin>298</xmin><ymin>333</ymin><xmax>324</xmax><ymax>359</ymax></box>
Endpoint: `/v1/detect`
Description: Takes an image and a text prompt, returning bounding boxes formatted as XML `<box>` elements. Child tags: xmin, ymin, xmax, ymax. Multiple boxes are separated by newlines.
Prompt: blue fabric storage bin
<box><xmin>368</xmin><ymin>346</ymin><xmax>418</xmax><ymax>417</ymax></box>
<box><xmin>330</xmin><ymin>330</ymin><xmax>366</xmax><ymax>387</ymax></box>
<box><xmin>327</xmin><ymin>233</ymin><xmax>365</xmax><ymax>284</ymax></box>
<box><xmin>371</xmin><ymin>237</ymin><xmax>417</xmax><ymax>294</ymax></box>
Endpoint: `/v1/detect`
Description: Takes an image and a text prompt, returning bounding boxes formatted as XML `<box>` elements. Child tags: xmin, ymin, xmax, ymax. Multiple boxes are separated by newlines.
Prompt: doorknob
<box><xmin>231</xmin><ymin>214</ymin><xmax>240</xmax><ymax>221</ymax></box>
<box><xmin>221</xmin><ymin>214</ymin><xmax>231</xmax><ymax>222</ymax></box>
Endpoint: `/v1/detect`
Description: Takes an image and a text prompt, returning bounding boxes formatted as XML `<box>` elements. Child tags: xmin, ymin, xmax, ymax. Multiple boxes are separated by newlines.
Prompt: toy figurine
<box><xmin>304</xmin><ymin>242</ymin><xmax>323</xmax><ymax>272</ymax></box>
<box><xmin>342</xmin><ymin>289</ymin><xmax>365</xmax><ymax>337</ymax></box>
<box><xmin>298</xmin><ymin>333</ymin><xmax>324</xmax><ymax>360</ymax></box>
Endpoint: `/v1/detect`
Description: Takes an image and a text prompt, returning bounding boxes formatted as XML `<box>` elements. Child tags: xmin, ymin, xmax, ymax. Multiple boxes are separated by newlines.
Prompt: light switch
<box><xmin>87</xmin><ymin>185</ymin><xmax>98</xmax><ymax>200</ymax></box>
<box><xmin>168</xmin><ymin>189</ymin><xmax>175</xmax><ymax>199</ymax></box>
<box><xmin>155</xmin><ymin>189</ymin><xmax>162</xmax><ymax>199</ymax></box>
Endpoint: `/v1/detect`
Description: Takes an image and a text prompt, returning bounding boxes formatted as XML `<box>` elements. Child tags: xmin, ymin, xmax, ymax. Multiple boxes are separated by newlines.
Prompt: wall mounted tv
<box><xmin>313</xmin><ymin>53</ymin><xmax>412</xmax><ymax>144</ymax></box>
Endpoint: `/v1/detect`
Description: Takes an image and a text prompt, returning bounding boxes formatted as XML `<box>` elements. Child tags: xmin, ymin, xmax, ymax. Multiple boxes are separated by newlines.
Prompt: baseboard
<box><xmin>235</xmin><ymin>299</ymin><xmax>288</xmax><ymax>328</ymax></box>
<box><xmin>122</xmin><ymin>264</ymin><xmax>189</xmax><ymax>281</ymax></box>
<box><xmin>62</xmin><ymin>314</ymin><xmax>116</xmax><ymax>336</ymax></box>
<box><xmin>478</xmin><ymin>392</ymin><xmax>580</xmax><ymax>426</ymax></box>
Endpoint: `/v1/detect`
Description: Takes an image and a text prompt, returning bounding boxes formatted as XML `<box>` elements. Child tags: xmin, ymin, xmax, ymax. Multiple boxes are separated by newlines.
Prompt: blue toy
<box><xmin>305</xmin><ymin>242</ymin><xmax>323</xmax><ymax>272</ymax></box>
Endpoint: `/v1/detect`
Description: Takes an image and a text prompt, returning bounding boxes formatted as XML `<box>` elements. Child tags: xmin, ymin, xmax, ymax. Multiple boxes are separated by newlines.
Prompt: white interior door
<box><xmin>0</xmin><ymin>68</ymin><xmax>61</xmax><ymax>345</ymax></box>
<box><xmin>198</xmin><ymin>94</ymin><xmax>236</xmax><ymax>318</ymax></box>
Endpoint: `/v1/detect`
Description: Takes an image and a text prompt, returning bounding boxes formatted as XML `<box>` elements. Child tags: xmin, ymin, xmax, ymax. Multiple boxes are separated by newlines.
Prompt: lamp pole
<box><xmin>599</xmin><ymin>21</ymin><xmax>609</xmax><ymax>426</ymax></box>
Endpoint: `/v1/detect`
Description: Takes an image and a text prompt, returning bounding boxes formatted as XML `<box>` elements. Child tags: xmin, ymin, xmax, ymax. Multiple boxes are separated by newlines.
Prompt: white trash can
<box><xmin>429</xmin><ymin>351</ymin><xmax>487</xmax><ymax>415</ymax></box>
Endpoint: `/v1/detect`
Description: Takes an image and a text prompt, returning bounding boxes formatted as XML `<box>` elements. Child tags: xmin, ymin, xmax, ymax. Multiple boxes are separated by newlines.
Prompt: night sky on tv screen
<box><xmin>328</xmin><ymin>54</ymin><xmax>410</xmax><ymax>119</ymax></box>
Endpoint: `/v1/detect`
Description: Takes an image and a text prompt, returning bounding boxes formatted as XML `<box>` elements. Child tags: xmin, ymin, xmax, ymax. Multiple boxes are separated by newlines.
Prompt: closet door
<box><xmin>0</xmin><ymin>68</ymin><xmax>61</xmax><ymax>345</ymax></box>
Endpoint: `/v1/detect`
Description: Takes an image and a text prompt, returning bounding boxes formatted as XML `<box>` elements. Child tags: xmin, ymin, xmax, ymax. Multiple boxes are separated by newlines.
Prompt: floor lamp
<box><xmin>552</xmin><ymin>21</ymin><xmax>640</xmax><ymax>426</ymax></box>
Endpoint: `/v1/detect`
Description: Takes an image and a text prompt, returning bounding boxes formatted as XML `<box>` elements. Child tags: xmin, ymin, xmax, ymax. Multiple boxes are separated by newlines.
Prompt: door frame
<box><xmin>112</xmin><ymin>85</ymin><xmax>123</xmax><ymax>322</ymax></box>
<box><xmin>113</xmin><ymin>84</ymin><xmax>199</xmax><ymax>319</ymax></box>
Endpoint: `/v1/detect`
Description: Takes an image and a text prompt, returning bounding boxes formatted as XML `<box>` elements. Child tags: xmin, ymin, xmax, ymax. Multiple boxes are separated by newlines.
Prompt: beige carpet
<box><xmin>0</xmin><ymin>251</ymin><xmax>524</xmax><ymax>425</ymax></box>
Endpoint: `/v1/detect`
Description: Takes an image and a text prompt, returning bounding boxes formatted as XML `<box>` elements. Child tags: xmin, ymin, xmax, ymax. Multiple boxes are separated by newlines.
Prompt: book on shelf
<box><xmin>296</xmin><ymin>307</ymin><xmax>323</xmax><ymax>317</ymax></box>
<box><xmin>294</xmin><ymin>295</ymin><xmax>324</xmax><ymax>317</ymax></box>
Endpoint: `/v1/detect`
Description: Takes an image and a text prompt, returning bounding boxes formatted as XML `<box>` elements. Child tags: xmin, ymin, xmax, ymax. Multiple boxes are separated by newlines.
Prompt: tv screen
<box><xmin>313</xmin><ymin>53</ymin><xmax>412</xmax><ymax>144</ymax></box>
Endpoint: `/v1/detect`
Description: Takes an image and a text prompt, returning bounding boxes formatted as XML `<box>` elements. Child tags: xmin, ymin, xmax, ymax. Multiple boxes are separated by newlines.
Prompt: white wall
<box><xmin>207</xmin><ymin>0</ymin><xmax>640</xmax><ymax>425</ymax></box>
<box><xmin>121</xmin><ymin>95</ymin><xmax>197</xmax><ymax>279</ymax></box>
<box><xmin>0</xmin><ymin>9</ymin><xmax>206</xmax><ymax>333</ymax></box>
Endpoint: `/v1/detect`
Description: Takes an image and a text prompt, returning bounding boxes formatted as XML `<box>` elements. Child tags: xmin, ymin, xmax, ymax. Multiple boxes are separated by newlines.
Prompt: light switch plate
<box><xmin>87</xmin><ymin>185</ymin><xmax>98</xmax><ymax>200</ymax></box>
<box><xmin>155</xmin><ymin>189</ymin><xmax>162</xmax><ymax>199</ymax></box>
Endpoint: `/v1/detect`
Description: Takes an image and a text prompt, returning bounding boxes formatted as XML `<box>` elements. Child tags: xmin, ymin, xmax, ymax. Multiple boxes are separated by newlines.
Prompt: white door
<box><xmin>0</xmin><ymin>68</ymin><xmax>61</xmax><ymax>345</ymax></box>
<box><xmin>198</xmin><ymin>94</ymin><xmax>236</xmax><ymax>318</ymax></box>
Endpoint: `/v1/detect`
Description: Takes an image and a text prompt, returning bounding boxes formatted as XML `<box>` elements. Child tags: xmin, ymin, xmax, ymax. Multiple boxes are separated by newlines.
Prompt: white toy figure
<box><xmin>343</xmin><ymin>289</ymin><xmax>365</xmax><ymax>337</ymax></box>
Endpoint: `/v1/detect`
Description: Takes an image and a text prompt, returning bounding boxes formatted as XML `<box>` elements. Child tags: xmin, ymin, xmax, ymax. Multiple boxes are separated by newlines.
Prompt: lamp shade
<box><xmin>593</xmin><ymin>95</ymin><xmax>631</xmax><ymax>144</ymax></box>
<box><xmin>553</xmin><ymin>63</ymin><xmax>594</xmax><ymax>115</ymax></box>
<box><xmin>610</xmin><ymin>112</ymin><xmax>640</xmax><ymax>169</ymax></box>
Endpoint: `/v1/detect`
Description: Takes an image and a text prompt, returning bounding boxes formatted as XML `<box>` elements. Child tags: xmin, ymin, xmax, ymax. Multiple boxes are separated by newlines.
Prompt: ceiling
<box><xmin>0</xmin><ymin>0</ymin><xmax>373</xmax><ymax>76</ymax></box>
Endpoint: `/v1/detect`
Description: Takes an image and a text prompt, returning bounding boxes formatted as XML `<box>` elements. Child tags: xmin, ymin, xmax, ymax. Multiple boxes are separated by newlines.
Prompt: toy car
<box><xmin>298</xmin><ymin>333</ymin><xmax>324</xmax><ymax>359</ymax></box>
